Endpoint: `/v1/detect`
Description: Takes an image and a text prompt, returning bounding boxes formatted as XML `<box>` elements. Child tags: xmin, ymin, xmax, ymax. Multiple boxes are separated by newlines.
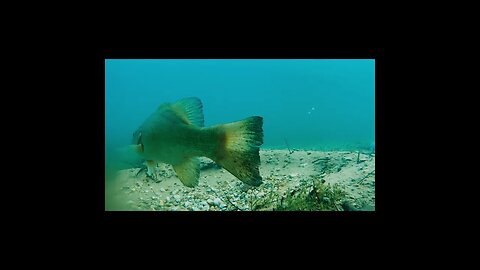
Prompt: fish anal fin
<box><xmin>172</xmin><ymin>157</ymin><xmax>200</xmax><ymax>187</ymax></box>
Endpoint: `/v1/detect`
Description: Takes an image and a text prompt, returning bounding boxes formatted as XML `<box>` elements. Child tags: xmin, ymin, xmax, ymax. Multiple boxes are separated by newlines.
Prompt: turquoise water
<box><xmin>105</xmin><ymin>59</ymin><xmax>374</xmax><ymax>152</ymax></box>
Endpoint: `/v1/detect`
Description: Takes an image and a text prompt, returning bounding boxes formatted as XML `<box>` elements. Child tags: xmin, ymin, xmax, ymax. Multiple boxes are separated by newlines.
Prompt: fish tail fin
<box><xmin>211</xmin><ymin>116</ymin><xmax>264</xmax><ymax>186</ymax></box>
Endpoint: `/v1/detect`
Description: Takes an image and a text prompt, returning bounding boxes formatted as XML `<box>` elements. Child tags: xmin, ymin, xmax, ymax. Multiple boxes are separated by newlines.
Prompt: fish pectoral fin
<box><xmin>172</xmin><ymin>157</ymin><xmax>200</xmax><ymax>188</ymax></box>
<box><xmin>146</xmin><ymin>160</ymin><xmax>157</xmax><ymax>177</ymax></box>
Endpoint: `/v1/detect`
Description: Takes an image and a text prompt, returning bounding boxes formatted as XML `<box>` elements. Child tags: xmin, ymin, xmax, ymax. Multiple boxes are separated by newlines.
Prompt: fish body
<box><xmin>131</xmin><ymin>97</ymin><xmax>264</xmax><ymax>187</ymax></box>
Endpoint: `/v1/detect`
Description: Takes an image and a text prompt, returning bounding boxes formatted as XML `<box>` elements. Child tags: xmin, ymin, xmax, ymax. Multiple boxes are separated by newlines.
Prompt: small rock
<box><xmin>307</xmin><ymin>152</ymin><xmax>311</xmax><ymax>155</ymax></box>
<box><xmin>160</xmin><ymin>188</ymin><xmax>166</xmax><ymax>192</ymax></box>
<box><xmin>173</xmin><ymin>195</ymin><xmax>181</xmax><ymax>201</ymax></box>
<box><xmin>199</xmin><ymin>201</ymin><xmax>209</xmax><ymax>210</ymax></box>
<box><xmin>212</xmin><ymin>198</ymin><xmax>222</xmax><ymax>206</ymax></box>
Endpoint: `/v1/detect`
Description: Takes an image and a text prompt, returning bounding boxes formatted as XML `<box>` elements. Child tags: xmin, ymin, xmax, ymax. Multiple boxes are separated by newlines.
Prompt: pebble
<box><xmin>173</xmin><ymin>195</ymin><xmax>181</xmax><ymax>201</ymax></box>
<box><xmin>199</xmin><ymin>201</ymin><xmax>209</xmax><ymax>210</ymax></box>
<box><xmin>212</xmin><ymin>198</ymin><xmax>222</xmax><ymax>206</ymax></box>
<box><xmin>160</xmin><ymin>188</ymin><xmax>166</xmax><ymax>192</ymax></box>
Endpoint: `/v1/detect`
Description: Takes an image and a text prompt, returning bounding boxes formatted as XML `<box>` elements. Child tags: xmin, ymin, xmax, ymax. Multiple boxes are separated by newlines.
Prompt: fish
<box><xmin>130</xmin><ymin>97</ymin><xmax>264</xmax><ymax>187</ymax></box>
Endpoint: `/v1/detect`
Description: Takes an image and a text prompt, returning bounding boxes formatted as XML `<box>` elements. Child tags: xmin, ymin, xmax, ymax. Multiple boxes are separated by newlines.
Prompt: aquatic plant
<box><xmin>276</xmin><ymin>179</ymin><xmax>347</xmax><ymax>211</ymax></box>
<box><xmin>284</xmin><ymin>138</ymin><xmax>295</xmax><ymax>154</ymax></box>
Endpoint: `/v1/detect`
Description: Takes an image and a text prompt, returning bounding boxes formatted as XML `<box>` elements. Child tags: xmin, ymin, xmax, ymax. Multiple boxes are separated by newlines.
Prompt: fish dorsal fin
<box><xmin>172</xmin><ymin>157</ymin><xmax>200</xmax><ymax>187</ymax></box>
<box><xmin>170</xmin><ymin>97</ymin><xmax>204</xmax><ymax>127</ymax></box>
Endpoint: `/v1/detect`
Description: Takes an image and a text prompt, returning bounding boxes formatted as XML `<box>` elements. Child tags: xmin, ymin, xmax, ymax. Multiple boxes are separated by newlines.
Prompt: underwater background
<box><xmin>105</xmin><ymin>59</ymin><xmax>375</xmax><ymax>211</ymax></box>
<box><xmin>106</xmin><ymin>59</ymin><xmax>374</xmax><ymax>152</ymax></box>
